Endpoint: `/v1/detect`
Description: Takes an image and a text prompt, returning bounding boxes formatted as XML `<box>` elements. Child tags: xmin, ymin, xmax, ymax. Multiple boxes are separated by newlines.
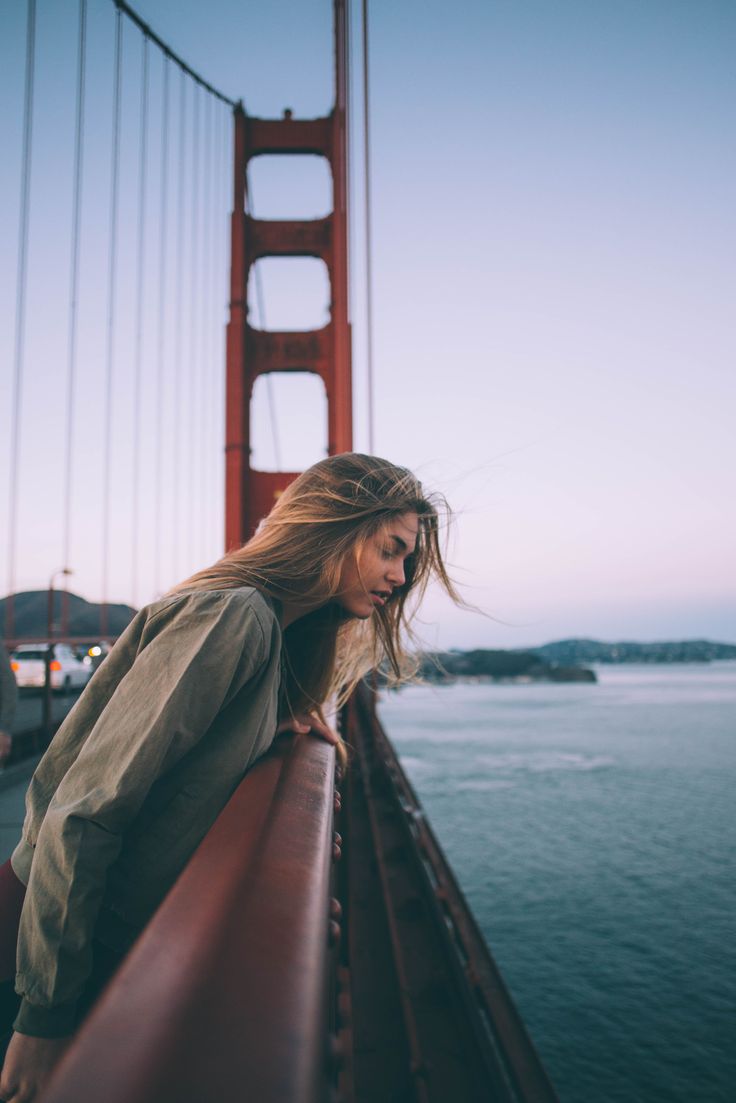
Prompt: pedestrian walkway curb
<box><xmin>0</xmin><ymin>754</ymin><xmax>42</xmax><ymax>795</ymax></box>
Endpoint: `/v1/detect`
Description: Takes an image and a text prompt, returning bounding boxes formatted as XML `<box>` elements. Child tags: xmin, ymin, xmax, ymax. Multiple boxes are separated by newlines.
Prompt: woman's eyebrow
<box><xmin>389</xmin><ymin>534</ymin><xmax>413</xmax><ymax>552</ymax></box>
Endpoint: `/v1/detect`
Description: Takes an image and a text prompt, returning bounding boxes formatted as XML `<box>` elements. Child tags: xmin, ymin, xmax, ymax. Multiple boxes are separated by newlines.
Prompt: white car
<box><xmin>10</xmin><ymin>643</ymin><xmax>92</xmax><ymax>692</ymax></box>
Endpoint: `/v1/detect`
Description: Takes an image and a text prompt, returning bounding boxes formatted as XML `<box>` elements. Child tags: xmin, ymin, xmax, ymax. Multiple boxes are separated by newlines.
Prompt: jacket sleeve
<box><xmin>13</xmin><ymin>590</ymin><xmax>269</xmax><ymax>1037</ymax></box>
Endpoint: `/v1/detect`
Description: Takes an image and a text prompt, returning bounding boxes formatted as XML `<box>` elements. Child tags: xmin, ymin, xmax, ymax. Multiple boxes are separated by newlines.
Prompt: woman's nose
<box><xmin>386</xmin><ymin>561</ymin><xmax>405</xmax><ymax>586</ymax></box>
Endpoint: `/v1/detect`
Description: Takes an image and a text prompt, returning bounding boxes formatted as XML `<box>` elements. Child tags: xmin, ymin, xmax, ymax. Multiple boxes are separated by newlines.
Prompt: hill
<box><xmin>532</xmin><ymin>638</ymin><xmax>736</xmax><ymax>664</ymax></box>
<box><xmin>1</xmin><ymin>591</ymin><xmax>136</xmax><ymax>640</ymax></box>
<box><xmin>418</xmin><ymin>650</ymin><xmax>596</xmax><ymax>684</ymax></box>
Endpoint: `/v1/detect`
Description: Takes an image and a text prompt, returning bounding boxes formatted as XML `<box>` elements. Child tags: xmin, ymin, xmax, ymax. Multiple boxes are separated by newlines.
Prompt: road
<box><xmin>0</xmin><ymin>758</ymin><xmax>39</xmax><ymax>864</ymax></box>
<box><xmin>11</xmin><ymin>688</ymin><xmax>83</xmax><ymax>736</ymax></box>
<box><xmin>0</xmin><ymin>691</ymin><xmax>82</xmax><ymax>864</ymax></box>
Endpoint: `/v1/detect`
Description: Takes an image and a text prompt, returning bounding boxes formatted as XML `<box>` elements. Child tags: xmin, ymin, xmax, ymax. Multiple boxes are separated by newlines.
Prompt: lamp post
<box><xmin>44</xmin><ymin>567</ymin><xmax>73</xmax><ymax>739</ymax></box>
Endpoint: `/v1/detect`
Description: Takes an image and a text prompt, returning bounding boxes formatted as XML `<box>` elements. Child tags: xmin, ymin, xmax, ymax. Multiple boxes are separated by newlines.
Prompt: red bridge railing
<box><xmin>40</xmin><ymin>733</ymin><xmax>339</xmax><ymax>1103</ymax></box>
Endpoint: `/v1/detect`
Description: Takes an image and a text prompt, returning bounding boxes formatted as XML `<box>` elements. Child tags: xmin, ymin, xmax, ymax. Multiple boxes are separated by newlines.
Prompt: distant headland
<box><xmin>413</xmin><ymin>638</ymin><xmax>736</xmax><ymax>686</ymax></box>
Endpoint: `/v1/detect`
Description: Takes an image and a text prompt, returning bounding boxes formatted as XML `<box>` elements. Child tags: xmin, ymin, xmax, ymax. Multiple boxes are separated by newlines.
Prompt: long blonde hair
<box><xmin>175</xmin><ymin>454</ymin><xmax>462</xmax><ymax>748</ymax></box>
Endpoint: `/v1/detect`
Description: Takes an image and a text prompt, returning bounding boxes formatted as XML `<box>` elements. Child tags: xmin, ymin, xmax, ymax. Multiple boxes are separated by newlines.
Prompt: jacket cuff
<box><xmin>13</xmin><ymin>996</ymin><xmax>77</xmax><ymax>1037</ymax></box>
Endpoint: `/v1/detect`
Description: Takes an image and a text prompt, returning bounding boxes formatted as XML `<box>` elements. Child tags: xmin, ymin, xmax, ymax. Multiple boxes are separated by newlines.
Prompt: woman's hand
<box><xmin>0</xmin><ymin>1031</ymin><xmax>71</xmax><ymax>1102</ymax></box>
<box><xmin>276</xmin><ymin>712</ymin><xmax>341</xmax><ymax>747</ymax></box>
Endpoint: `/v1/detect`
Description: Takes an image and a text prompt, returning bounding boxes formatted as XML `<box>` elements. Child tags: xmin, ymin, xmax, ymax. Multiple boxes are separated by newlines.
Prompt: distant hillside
<box><xmin>1</xmin><ymin>591</ymin><xmax>136</xmax><ymax>640</ymax></box>
<box><xmin>532</xmin><ymin>638</ymin><xmax>736</xmax><ymax>664</ymax></box>
<box><xmin>418</xmin><ymin>650</ymin><xmax>596</xmax><ymax>684</ymax></box>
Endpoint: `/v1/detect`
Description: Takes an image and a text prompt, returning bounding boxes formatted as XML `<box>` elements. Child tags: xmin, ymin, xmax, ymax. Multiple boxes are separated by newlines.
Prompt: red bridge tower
<box><xmin>225</xmin><ymin>0</ymin><xmax>352</xmax><ymax>547</ymax></box>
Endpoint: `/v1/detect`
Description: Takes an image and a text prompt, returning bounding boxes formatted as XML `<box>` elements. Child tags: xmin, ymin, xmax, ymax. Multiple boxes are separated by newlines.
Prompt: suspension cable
<box><xmin>101</xmin><ymin>6</ymin><xmax>123</xmax><ymax>638</ymax></box>
<box><xmin>215</xmin><ymin>105</ymin><xmax>230</xmax><ymax>554</ymax></box>
<box><xmin>5</xmin><ymin>0</ymin><xmax>37</xmax><ymax>641</ymax></box>
<box><xmin>362</xmin><ymin>0</ymin><xmax>375</xmax><ymax>453</ymax></box>
<box><xmin>113</xmin><ymin>0</ymin><xmax>236</xmax><ymax>108</ymax></box>
<box><xmin>154</xmin><ymin>55</ymin><xmax>170</xmax><ymax>598</ymax></box>
<box><xmin>211</xmin><ymin>105</ymin><xmax>226</xmax><ymax>560</ymax></box>
<box><xmin>172</xmin><ymin>69</ymin><xmax>187</xmax><ymax>583</ymax></box>
<box><xmin>198</xmin><ymin>93</ymin><xmax>213</xmax><ymax>565</ymax></box>
<box><xmin>60</xmin><ymin>0</ymin><xmax>87</xmax><ymax>638</ymax></box>
<box><xmin>187</xmin><ymin>85</ymin><xmax>200</xmax><ymax>571</ymax></box>
<box><xmin>131</xmin><ymin>35</ymin><xmax>149</xmax><ymax>609</ymax></box>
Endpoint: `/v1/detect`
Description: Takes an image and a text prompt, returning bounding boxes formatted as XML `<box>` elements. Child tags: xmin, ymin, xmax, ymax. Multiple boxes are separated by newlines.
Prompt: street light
<box><xmin>44</xmin><ymin>567</ymin><xmax>73</xmax><ymax>737</ymax></box>
<box><xmin>48</xmin><ymin>567</ymin><xmax>74</xmax><ymax>642</ymax></box>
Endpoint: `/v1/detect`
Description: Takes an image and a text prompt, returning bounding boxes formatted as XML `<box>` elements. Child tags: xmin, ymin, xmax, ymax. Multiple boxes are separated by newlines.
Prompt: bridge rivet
<box><xmin>329</xmin><ymin>896</ymin><xmax>343</xmax><ymax>919</ymax></box>
<box><xmin>328</xmin><ymin>919</ymin><xmax>341</xmax><ymax>946</ymax></box>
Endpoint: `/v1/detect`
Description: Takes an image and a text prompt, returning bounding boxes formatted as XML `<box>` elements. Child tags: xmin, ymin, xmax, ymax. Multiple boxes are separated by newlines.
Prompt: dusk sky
<box><xmin>1</xmin><ymin>0</ymin><xmax>734</xmax><ymax>648</ymax></box>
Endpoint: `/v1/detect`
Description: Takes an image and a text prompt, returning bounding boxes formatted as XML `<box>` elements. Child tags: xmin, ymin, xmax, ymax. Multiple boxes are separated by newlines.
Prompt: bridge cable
<box><xmin>60</xmin><ymin>0</ymin><xmax>87</xmax><ymax>639</ymax></box>
<box><xmin>113</xmin><ymin>0</ymin><xmax>236</xmax><ymax>108</ymax></box>
<box><xmin>214</xmin><ymin>105</ymin><xmax>229</xmax><ymax>556</ymax></box>
<box><xmin>100</xmin><ymin>6</ymin><xmax>123</xmax><ymax>637</ymax></box>
<box><xmin>172</xmin><ymin>70</ymin><xmax>187</xmax><ymax>583</ymax></box>
<box><xmin>187</xmin><ymin>85</ymin><xmax>201</xmax><ymax>572</ymax></box>
<box><xmin>198</xmin><ymin>93</ymin><xmax>213</xmax><ymax>565</ymax></box>
<box><xmin>131</xmin><ymin>35</ymin><xmax>149</xmax><ymax>609</ymax></box>
<box><xmin>5</xmin><ymin>0</ymin><xmax>37</xmax><ymax>641</ymax></box>
<box><xmin>362</xmin><ymin>0</ymin><xmax>375</xmax><ymax>453</ymax></box>
<box><xmin>153</xmin><ymin>55</ymin><xmax>170</xmax><ymax>598</ymax></box>
<box><xmin>244</xmin><ymin>170</ymin><xmax>282</xmax><ymax>471</ymax></box>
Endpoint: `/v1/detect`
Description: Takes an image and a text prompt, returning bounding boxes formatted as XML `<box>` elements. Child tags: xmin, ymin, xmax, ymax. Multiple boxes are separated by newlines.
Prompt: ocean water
<box><xmin>377</xmin><ymin>662</ymin><xmax>736</xmax><ymax>1103</ymax></box>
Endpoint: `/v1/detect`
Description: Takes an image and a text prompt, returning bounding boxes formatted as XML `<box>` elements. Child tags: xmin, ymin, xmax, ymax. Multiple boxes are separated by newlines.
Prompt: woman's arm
<box><xmin>0</xmin><ymin>1033</ymin><xmax>70</xmax><ymax>1102</ymax></box>
<box><xmin>12</xmin><ymin>589</ymin><xmax>271</xmax><ymax>1039</ymax></box>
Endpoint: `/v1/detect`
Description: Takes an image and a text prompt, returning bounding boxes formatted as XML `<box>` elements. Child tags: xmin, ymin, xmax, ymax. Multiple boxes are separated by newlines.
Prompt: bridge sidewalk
<box><xmin>0</xmin><ymin>757</ymin><xmax>40</xmax><ymax>865</ymax></box>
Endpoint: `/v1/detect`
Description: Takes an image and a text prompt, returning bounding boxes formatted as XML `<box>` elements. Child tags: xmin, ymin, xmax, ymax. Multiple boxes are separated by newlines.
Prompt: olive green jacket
<box><xmin>11</xmin><ymin>586</ymin><xmax>283</xmax><ymax>1037</ymax></box>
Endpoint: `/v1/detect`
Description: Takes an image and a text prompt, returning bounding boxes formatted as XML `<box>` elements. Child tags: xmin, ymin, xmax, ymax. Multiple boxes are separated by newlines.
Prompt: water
<box><xmin>377</xmin><ymin>662</ymin><xmax>736</xmax><ymax>1103</ymax></box>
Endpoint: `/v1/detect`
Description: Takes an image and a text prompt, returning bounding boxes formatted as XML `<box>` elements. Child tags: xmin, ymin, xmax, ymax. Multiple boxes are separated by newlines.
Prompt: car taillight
<box><xmin>10</xmin><ymin>662</ymin><xmax>18</xmax><ymax>672</ymax></box>
<box><xmin>49</xmin><ymin>660</ymin><xmax>62</xmax><ymax>671</ymax></box>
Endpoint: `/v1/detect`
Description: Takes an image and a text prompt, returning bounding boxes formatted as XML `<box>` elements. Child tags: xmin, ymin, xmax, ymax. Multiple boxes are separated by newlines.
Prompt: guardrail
<box><xmin>40</xmin><ymin>733</ymin><xmax>339</xmax><ymax>1103</ymax></box>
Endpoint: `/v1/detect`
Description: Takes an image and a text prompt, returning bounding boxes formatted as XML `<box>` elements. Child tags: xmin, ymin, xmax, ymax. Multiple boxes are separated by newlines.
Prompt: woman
<box><xmin>0</xmin><ymin>453</ymin><xmax>460</xmax><ymax>1101</ymax></box>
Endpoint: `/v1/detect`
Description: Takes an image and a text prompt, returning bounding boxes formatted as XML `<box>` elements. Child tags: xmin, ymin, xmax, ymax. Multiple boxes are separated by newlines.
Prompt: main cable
<box><xmin>113</xmin><ymin>0</ymin><xmax>236</xmax><ymax>107</ymax></box>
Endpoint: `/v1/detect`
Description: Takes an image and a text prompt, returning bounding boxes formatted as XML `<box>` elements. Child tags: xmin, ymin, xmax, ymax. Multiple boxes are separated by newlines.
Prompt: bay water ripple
<box><xmin>378</xmin><ymin>662</ymin><xmax>736</xmax><ymax>1103</ymax></box>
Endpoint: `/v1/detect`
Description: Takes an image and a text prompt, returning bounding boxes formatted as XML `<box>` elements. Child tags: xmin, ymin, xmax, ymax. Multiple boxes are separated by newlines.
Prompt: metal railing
<box><xmin>40</xmin><ymin>733</ymin><xmax>339</xmax><ymax>1103</ymax></box>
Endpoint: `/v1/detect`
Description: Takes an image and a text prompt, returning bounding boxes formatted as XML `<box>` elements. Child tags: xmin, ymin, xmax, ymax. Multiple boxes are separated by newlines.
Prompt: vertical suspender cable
<box><xmin>198</xmin><ymin>93</ymin><xmax>212</xmax><ymax>565</ymax></box>
<box><xmin>362</xmin><ymin>0</ymin><xmax>375</xmax><ymax>453</ymax></box>
<box><xmin>172</xmin><ymin>69</ymin><xmax>186</xmax><ymax>583</ymax></box>
<box><xmin>211</xmin><ymin>104</ymin><xmax>225</xmax><ymax>559</ymax></box>
<box><xmin>61</xmin><ymin>0</ymin><xmax>87</xmax><ymax>640</ymax></box>
<box><xmin>131</xmin><ymin>35</ymin><xmax>149</xmax><ymax>609</ymax></box>
<box><xmin>101</xmin><ymin>7</ymin><xmax>123</xmax><ymax>638</ymax></box>
<box><xmin>218</xmin><ymin>108</ymin><xmax>230</xmax><ymax>552</ymax></box>
<box><xmin>187</xmin><ymin>86</ymin><xmax>200</xmax><ymax>571</ymax></box>
<box><xmin>5</xmin><ymin>0</ymin><xmax>37</xmax><ymax>641</ymax></box>
<box><xmin>154</xmin><ymin>55</ymin><xmax>170</xmax><ymax>597</ymax></box>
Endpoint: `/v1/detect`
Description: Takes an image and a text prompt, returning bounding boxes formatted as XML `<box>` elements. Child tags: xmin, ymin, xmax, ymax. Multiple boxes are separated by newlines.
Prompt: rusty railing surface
<box><xmin>40</xmin><ymin>733</ymin><xmax>339</xmax><ymax>1103</ymax></box>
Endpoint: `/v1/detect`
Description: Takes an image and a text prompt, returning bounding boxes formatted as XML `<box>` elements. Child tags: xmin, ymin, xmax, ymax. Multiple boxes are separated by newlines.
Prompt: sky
<box><xmin>1</xmin><ymin>0</ymin><xmax>734</xmax><ymax>649</ymax></box>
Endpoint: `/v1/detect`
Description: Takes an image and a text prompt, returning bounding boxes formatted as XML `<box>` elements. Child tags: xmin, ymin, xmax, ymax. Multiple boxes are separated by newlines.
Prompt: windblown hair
<box><xmin>174</xmin><ymin>454</ymin><xmax>462</xmax><ymax>759</ymax></box>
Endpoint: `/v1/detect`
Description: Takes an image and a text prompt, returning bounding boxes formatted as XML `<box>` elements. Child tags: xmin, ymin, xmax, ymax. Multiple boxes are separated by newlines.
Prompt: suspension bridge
<box><xmin>1</xmin><ymin>2</ymin><xmax>558</xmax><ymax>1099</ymax></box>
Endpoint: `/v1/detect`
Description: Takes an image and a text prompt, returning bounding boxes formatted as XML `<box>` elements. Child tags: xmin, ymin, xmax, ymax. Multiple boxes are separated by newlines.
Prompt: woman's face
<box><xmin>336</xmin><ymin>511</ymin><xmax>419</xmax><ymax>619</ymax></box>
